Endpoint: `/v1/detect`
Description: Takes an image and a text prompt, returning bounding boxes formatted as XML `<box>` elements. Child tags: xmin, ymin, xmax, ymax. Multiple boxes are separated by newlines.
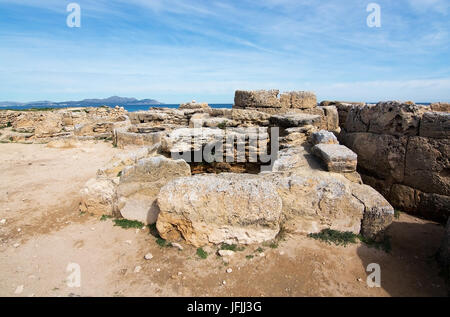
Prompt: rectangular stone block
<box><xmin>312</xmin><ymin>144</ymin><xmax>357</xmax><ymax>173</ymax></box>
<box><xmin>419</xmin><ymin>111</ymin><xmax>450</xmax><ymax>139</ymax></box>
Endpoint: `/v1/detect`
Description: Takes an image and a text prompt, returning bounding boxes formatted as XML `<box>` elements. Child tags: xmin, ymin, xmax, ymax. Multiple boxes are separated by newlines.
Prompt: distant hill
<box><xmin>0</xmin><ymin>96</ymin><xmax>163</xmax><ymax>107</ymax></box>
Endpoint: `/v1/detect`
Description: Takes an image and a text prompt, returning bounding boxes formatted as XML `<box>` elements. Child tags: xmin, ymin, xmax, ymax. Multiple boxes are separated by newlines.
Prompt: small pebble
<box><xmin>134</xmin><ymin>266</ymin><xmax>142</xmax><ymax>273</ymax></box>
<box><xmin>17</xmin><ymin>228</ymin><xmax>21</xmax><ymax>232</ymax></box>
<box><xmin>144</xmin><ymin>253</ymin><xmax>153</xmax><ymax>260</ymax></box>
<box><xmin>0</xmin><ymin>219</ymin><xmax>6</xmax><ymax>225</ymax></box>
<box><xmin>226</xmin><ymin>268</ymin><xmax>233</xmax><ymax>274</ymax></box>
<box><xmin>222</xmin><ymin>280</ymin><xmax>226</xmax><ymax>285</ymax></box>
<box><xmin>259</xmin><ymin>252</ymin><xmax>265</xmax><ymax>257</ymax></box>
<box><xmin>156</xmin><ymin>268</ymin><xmax>161</xmax><ymax>272</ymax></box>
<box><xmin>178</xmin><ymin>272</ymin><xmax>183</xmax><ymax>276</ymax></box>
<box><xmin>124</xmin><ymin>240</ymin><xmax>132</xmax><ymax>245</ymax></box>
<box><xmin>13</xmin><ymin>243</ymin><xmax>20</xmax><ymax>248</ymax></box>
<box><xmin>171</xmin><ymin>242</ymin><xmax>183</xmax><ymax>250</ymax></box>
<box><xmin>279</xmin><ymin>251</ymin><xmax>285</xmax><ymax>256</ymax></box>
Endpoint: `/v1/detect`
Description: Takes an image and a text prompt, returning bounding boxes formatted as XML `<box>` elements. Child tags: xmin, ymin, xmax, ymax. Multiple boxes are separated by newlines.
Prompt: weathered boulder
<box><xmin>349</xmin><ymin>182</ymin><xmax>394</xmax><ymax>241</ymax></box>
<box><xmin>312</xmin><ymin>144</ymin><xmax>357</xmax><ymax>173</ymax></box>
<box><xmin>340</xmin><ymin>132</ymin><xmax>407</xmax><ymax>183</ymax></box>
<box><xmin>419</xmin><ymin>111</ymin><xmax>450</xmax><ymax>139</ymax></box>
<box><xmin>234</xmin><ymin>90</ymin><xmax>281</xmax><ymax>108</ymax></box>
<box><xmin>80</xmin><ymin>178</ymin><xmax>117</xmax><ymax>216</ymax></box>
<box><xmin>431</xmin><ymin>102</ymin><xmax>450</xmax><ymax>112</ymax></box>
<box><xmin>319</xmin><ymin>105</ymin><xmax>340</xmax><ymax>132</ymax></box>
<box><xmin>156</xmin><ymin>174</ymin><xmax>283</xmax><ymax>246</ymax></box>
<box><xmin>282</xmin><ymin>91</ymin><xmax>317</xmax><ymax>109</ymax></box>
<box><xmin>404</xmin><ymin>137</ymin><xmax>450</xmax><ymax>196</ymax></box>
<box><xmin>345</xmin><ymin>102</ymin><xmax>426</xmax><ymax>136</ymax></box>
<box><xmin>117</xmin><ymin>156</ymin><xmax>191</xmax><ymax>225</ymax></box>
<box><xmin>311</xmin><ymin>130</ymin><xmax>338</xmax><ymax>145</ymax></box>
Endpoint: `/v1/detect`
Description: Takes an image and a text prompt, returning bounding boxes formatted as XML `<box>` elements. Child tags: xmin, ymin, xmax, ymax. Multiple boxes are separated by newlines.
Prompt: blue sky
<box><xmin>0</xmin><ymin>0</ymin><xmax>449</xmax><ymax>103</ymax></box>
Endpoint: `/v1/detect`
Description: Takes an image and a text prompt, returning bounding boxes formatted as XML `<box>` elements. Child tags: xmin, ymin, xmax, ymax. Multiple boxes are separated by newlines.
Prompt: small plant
<box><xmin>394</xmin><ymin>209</ymin><xmax>401</xmax><ymax>220</ymax></box>
<box><xmin>156</xmin><ymin>237</ymin><xmax>172</xmax><ymax>248</ymax></box>
<box><xmin>308</xmin><ymin>229</ymin><xmax>359</xmax><ymax>246</ymax></box>
<box><xmin>113</xmin><ymin>219</ymin><xmax>144</xmax><ymax>229</ymax></box>
<box><xmin>309</xmin><ymin>228</ymin><xmax>392</xmax><ymax>253</ymax></box>
<box><xmin>256</xmin><ymin>247</ymin><xmax>264</xmax><ymax>253</ymax></box>
<box><xmin>100</xmin><ymin>214</ymin><xmax>112</xmax><ymax>221</ymax></box>
<box><xmin>220</xmin><ymin>243</ymin><xmax>245</xmax><ymax>252</ymax></box>
<box><xmin>246</xmin><ymin>255</ymin><xmax>254</xmax><ymax>260</ymax></box>
<box><xmin>7</xmin><ymin>122</ymin><xmax>12</xmax><ymax>127</ymax></box>
<box><xmin>117</xmin><ymin>171</ymin><xmax>122</xmax><ymax>177</ymax></box>
<box><xmin>217</xmin><ymin>121</ymin><xmax>228</xmax><ymax>129</ymax></box>
<box><xmin>196</xmin><ymin>247</ymin><xmax>208</xmax><ymax>259</ymax></box>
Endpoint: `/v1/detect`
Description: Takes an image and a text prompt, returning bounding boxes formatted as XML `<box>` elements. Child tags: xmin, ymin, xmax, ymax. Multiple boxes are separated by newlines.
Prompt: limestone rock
<box><xmin>80</xmin><ymin>178</ymin><xmax>116</xmax><ymax>216</ymax></box>
<box><xmin>312</xmin><ymin>144</ymin><xmax>357</xmax><ymax>173</ymax></box>
<box><xmin>311</xmin><ymin>130</ymin><xmax>338</xmax><ymax>145</ymax></box>
<box><xmin>156</xmin><ymin>174</ymin><xmax>283</xmax><ymax>246</ymax></box>
<box><xmin>234</xmin><ymin>90</ymin><xmax>281</xmax><ymax>108</ymax></box>
<box><xmin>340</xmin><ymin>132</ymin><xmax>407</xmax><ymax>183</ymax></box>
<box><xmin>430</xmin><ymin>102</ymin><xmax>450</xmax><ymax>112</ymax></box>
<box><xmin>267</xmin><ymin>173</ymin><xmax>365</xmax><ymax>235</ymax></box>
<box><xmin>270</xmin><ymin>114</ymin><xmax>321</xmax><ymax>128</ymax></box>
<box><xmin>404</xmin><ymin>137</ymin><xmax>450</xmax><ymax>196</ymax></box>
<box><xmin>345</xmin><ymin>102</ymin><xmax>426</xmax><ymax>136</ymax></box>
<box><xmin>117</xmin><ymin>156</ymin><xmax>191</xmax><ymax>225</ymax></box>
<box><xmin>349</xmin><ymin>182</ymin><xmax>394</xmax><ymax>241</ymax></box>
<box><xmin>419</xmin><ymin>111</ymin><xmax>450</xmax><ymax>139</ymax></box>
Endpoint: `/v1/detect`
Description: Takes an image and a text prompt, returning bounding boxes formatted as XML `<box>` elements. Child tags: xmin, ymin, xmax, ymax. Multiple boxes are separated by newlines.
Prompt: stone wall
<box><xmin>233</xmin><ymin>90</ymin><xmax>340</xmax><ymax>133</ymax></box>
<box><xmin>338</xmin><ymin>101</ymin><xmax>450</xmax><ymax>222</ymax></box>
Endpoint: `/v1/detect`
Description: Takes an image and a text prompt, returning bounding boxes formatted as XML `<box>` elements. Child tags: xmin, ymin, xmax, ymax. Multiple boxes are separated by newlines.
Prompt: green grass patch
<box><xmin>155</xmin><ymin>237</ymin><xmax>172</xmax><ymax>248</ymax></box>
<box><xmin>220</xmin><ymin>243</ymin><xmax>245</xmax><ymax>252</ymax></box>
<box><xmin>246</xmin><ymin>255</ymin><xmax>254</xmax><ymax>260</ymax></box>
<box><xmin>256</xmin><ymin>247</ymin><xmax>264</xmax><ymax>253</ymax></box>
<box><xmin>113</xmin><ymin>218</ymin><xmax>144</xmax><ymax>229</ymax></box>
<box><xmin>308</xmin><ymin>229</ymin><xmax>359</xmax><ymax>246</ymax></box>
<box><xmin>100</xmin><ymin>214</ymin><xmax>113</xmax><ymax>221</ymax></box>
<box><xmin>309</xmin><ymin>228</ymin><xmax>392</xmax><ymax>252</ymax></box>
<box><xmin>196</xmin><ymin>247</ymin><xmax>208</xmax><ymax>259</ymax></box>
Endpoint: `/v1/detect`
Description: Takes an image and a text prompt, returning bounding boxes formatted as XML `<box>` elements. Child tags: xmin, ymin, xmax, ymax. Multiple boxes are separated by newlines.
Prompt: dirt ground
<box><xmin>0</xmin><ymin>142</ymin><xmax>447</xmax><ymax>297</ymax></box>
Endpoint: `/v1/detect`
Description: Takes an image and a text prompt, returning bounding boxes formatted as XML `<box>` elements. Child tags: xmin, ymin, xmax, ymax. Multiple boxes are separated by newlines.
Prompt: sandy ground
<box><xmin>0</xmin><ymin>142</ymin><xmax>447</xmax><ymax>297</ymax></box>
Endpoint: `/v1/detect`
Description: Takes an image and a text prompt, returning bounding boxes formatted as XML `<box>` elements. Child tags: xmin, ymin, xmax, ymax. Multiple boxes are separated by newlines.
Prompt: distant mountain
<box><xmin>0</xmin><ymin>96</ymin><xmax>163</xmax><ymax>107</ymax></box>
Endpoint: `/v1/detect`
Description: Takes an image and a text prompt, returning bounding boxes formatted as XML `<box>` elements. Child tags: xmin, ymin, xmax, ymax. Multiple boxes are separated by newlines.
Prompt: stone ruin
<box><xmin>2</xmin><ymin>92</ymin><xmax>448</xmax><ymax>253</ymax></box>
<box><xmin>76</xmin><ymin>91</ymin><xmax>396</xmax><ymax>247</ymax></box>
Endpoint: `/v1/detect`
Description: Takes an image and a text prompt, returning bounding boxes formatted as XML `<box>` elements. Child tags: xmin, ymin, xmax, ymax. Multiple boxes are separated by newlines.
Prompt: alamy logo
<box><xmin>366</xmin><ymin>263</ymin><xmax>381</xmax><ymax>287</ymax></box>
<box><xmin>66</xmin><ymin>263</ymin><xmax>81</xmax><ymax>288</ymax></box>
<box><xmin>367</xmin><ymin>3</ymin><xmax>381</xmax><ymax>28</ymax></box>
<box><xmin>67</xmin><ymin>3</ymin><xmax>81</xmax><ymax>28</ymax></box>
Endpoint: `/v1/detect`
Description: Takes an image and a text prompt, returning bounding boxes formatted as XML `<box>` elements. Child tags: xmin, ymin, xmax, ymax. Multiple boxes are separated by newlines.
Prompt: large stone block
<box><xmin>431</xmin><ymin>102</ymin><xmax>450</xmax><ymax>112</ymax></box>
<box><xmin>345</xmin><ymin>102</ymin><xmax>426</xmax><ymax>136</ymax></box>
<box><xmin>117</xmin><ymin>156</ymin><xmax>191</xmax><ymax>225</ymax></box>
<box><xmin>404</xmin><ymin>137</ymin><xmax>450</xmax><ymax>196</ymax></box>
<box><xmin>341</xmin><ymin>132</ymin><xmax>407</xmax><ymax>183</ymax></box>
<box><xmin>234</xmin><ymin>90</ymin><xmax>281</xmax><ymax>108</ymax></box>
<box><xmin>156</xmin><ymin>174</ymin><xmax>283</xmax><ymax>246</ymax></box>
<box><xmin>312</xmin><ymin>144</ymin><xmax>357</xmax><ymax>173</ymax></box>
<box><xmin>419</xmin><ymin>111</ymin><xmax>450</xmax><ymax>139</ymax></box>
<box><xmin>270</xmin><ymin>113</ymin><xmax>321</xmax><ymax>128</ymax></box>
